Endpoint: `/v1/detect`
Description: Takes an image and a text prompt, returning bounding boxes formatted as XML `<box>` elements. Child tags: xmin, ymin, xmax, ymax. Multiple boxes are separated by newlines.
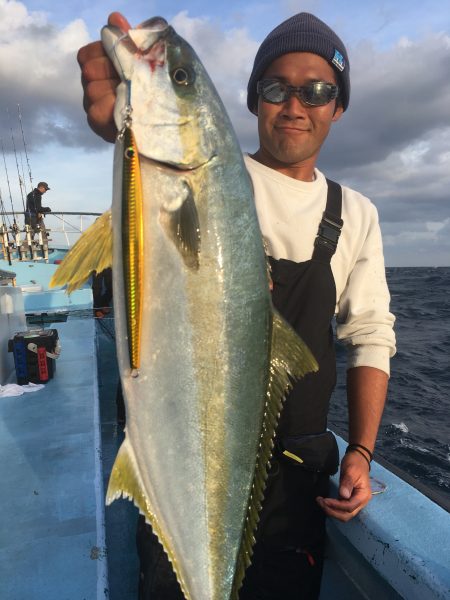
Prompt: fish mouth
<box><xmin>128</xmin><ymin>17</ymin><xmax>170</xmax><ymax>53</ymax></box>
<box><xmin>110</xmin><ymin>16</ymin><xmax>170</xmax><ymax>38</ymax></box>
<box><xmin>136</xmin><ymin>17</ymin><xmax>169</xmax><ymax>36</ymax></box>
<box><xmin>107</xmin><ymin>17</ymin><xmax>171</xmax><ymax>74</ymax></box>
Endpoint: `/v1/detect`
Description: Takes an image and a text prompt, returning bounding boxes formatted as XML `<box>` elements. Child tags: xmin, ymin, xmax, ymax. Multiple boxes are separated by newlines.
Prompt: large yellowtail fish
<box><xmin>51</xmin><ymin>16</ymin><xmax>318</xmax><ymax>600</ymax></box>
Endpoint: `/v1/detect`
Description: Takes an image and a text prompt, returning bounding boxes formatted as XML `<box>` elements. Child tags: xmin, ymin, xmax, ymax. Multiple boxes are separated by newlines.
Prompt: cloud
<box><xmin>315</xmin><ymin>32</ymin><xmax>450</xmax><ymax>264</ymax></box>
<box><xmin>0</xmin><ymin>4</ymin><xmax>448</xmax><ymax>264</ymax></box>
<box><xmin>0</xmin><ymin>0</ymin><xmax>92</xmax><ymax>152</ymax></box>
<box><xmin>0</xmin><ymin>0</ymin><xmax>44</xmax><ymax>32</ymax></box>
<box><xmin>320</xmin><ymin>32</ymin><xmax>450</xmax><ymax>168</ymax></box>
<box><xmin>382</xmin><ymin>217</ymin><xmax>450</xmax><ymax>267</ymax></box>
<box><xmin>322</xmin><ymin>125</ymin><xmax>450</xmax><ymax>222</ymax></box>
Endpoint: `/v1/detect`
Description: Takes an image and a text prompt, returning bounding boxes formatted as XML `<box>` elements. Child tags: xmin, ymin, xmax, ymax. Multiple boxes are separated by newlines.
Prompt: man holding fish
<box><xmin>77</xmin><ymin>11</ymin><xmax>396</xmax><ymax>600</ymax></box>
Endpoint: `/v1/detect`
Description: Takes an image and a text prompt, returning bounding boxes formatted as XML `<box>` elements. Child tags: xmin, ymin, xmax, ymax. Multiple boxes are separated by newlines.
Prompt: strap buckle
<box><xmin>314</xmin><ymin>211</ymin><xmax>343</xmax><ymax>253</ymax></box>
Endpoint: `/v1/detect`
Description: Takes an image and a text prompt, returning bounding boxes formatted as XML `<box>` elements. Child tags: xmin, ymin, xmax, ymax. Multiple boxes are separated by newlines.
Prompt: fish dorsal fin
<box><xmin>50</xmin><ymin>209</ymin><xmax>113</xmax><ymax>293</ymax></box>
<box><xmin>231</xmin><ymin>310</ymin><xmax>319</xmax><ymax>597</ymax></box>
<box><xmin>106</xmin><ymin>438</ymin><xmax>190</xmax><ymax>599</ymax></box>
<box><xmin>160</xmin><ymin>182</ymin><xmax>201</xmax><ymax>270</ymax></box>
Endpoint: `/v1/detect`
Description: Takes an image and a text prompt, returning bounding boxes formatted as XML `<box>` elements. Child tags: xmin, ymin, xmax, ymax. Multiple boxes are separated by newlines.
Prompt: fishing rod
<box><xmin>0</xmin><ymin>186</ymin><xmax>12</xmax><ymax>265</ymax></box>
<box><xmin>0</xmin><ymin>137</ymin><xmax>26</xmax><ymax>259</ymax></box>
<box><xmin>0</xmin><ymin>169</ymin><xmax>15</xmax><ymax>263</ymax></box>
<box><xmin>19</xmin><ymin>151</ymin><xmax>27</xmax><ymax>200</ymax></box>
<box><xmin>13</xmin><ymin>122</ymin><xmax>47</xmax><ymax>260</ymax></box>
<box><xmin>17</xmin><ymin>148</ymin><xmax>34</xmax><ymax>260</ymax></box>
<box><xmin>17</xmin><ymin>104</ymin><xmax>33</xmax><ymax>192</ymax></box>
<box><xmin>6</xmin><ymin>109</ymin><xmax>34</xmax><ymax>258</ymax></box>
<box><xmin>0</xmin><ymin>181</ymin><xmax>12</xmax><ymax>231</ymax></box>
<box><xmin>16</xmin><ymin>104</ymin><xmax>48</xmax><ymax>261</ymax></box>
<box><xmin>1</xmin><ymin>138</ymin><xmax>18</xmax><ymax>227</ymax></box>
<box><xmin>10</xmin><ymin>125</ymin><xmax>26</xmax><ymax>214</ymax></box>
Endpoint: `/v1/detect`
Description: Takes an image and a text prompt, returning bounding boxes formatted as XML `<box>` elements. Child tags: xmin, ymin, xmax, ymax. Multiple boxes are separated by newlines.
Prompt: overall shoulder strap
<box><xmin>312</xmin><ymin>178</ymin><xmax>344</xmax><ymax>263</ymax></box>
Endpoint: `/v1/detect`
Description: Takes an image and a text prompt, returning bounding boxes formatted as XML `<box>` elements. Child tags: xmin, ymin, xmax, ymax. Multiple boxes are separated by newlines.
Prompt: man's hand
<box><xmin>317</xmin><ymin>366</ymin><xmax>388</xmax><ymax>522</ymax></box>
<box><xmin>316</xmin><ymin>450</ymin><xmax>372</xmax><ymax>522</ymax></box>
<box><xmin>77</xmin><ymin>12</ymin><xmax>130</xmax><ymax>142</ymax></box>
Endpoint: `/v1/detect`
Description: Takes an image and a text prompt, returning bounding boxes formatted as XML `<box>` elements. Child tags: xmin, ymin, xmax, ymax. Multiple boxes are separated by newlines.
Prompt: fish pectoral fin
<box><xmin>49</xmin><ymin>209</ymin><xmax>113</xmax><ymax>293</ymax></box>
<box><xmin>232</xmin><ymin>311</ymin><xmax>318</xmax><ymax>597</ymax></box>
<box><xmin>160</xmin><ymin>182</ymin><xmax>201</xmax><ymax>270</ymax></box>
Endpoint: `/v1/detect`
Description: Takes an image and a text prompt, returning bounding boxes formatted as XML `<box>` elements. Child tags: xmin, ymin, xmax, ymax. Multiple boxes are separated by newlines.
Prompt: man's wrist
<box><xmin>347</xmin><ymin>443</ymin><xmax>373</xmax><ymax>460</ymax></box>
<box><xmin>345</xmin><ymin>444</ymin><xmax>372</xmax><ymax>470</ymax></box>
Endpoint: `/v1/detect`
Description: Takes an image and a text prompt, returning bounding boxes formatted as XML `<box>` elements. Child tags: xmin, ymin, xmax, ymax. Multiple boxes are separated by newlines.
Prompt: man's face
<box><xmin>38</xmin><ymin>186</ymin><xmax>47</xmax><ymax>194</ymax></box>
<box><xmin>255</xmin><ymin>52</ymin><xmax>344</xmax><ymax>173</ymax></box>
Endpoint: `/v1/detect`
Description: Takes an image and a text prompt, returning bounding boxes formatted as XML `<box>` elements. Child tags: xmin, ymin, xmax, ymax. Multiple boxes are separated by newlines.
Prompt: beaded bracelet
<box><xmin>345</xmin><ymin>444</ymin><xmax>372</xmax><ymax>470</ymax></box>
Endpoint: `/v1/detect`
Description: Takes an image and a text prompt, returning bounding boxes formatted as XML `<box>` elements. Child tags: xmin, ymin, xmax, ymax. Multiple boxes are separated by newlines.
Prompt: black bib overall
<box><xmin>239</xmin><ymin>180</ymin><xmax>343</xmax><ymax>600</ymax></box>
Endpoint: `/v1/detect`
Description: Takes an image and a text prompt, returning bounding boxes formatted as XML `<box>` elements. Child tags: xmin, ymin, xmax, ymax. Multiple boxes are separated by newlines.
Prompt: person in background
<box><xmin>77</xmin><ymin>11</ymin><xmax>396</xmax><ymax>599</ymax></box>
<box><xmin>25</xmin><ymin>181</ymin><xmax>51</xmax><ymax>232</ymax></box>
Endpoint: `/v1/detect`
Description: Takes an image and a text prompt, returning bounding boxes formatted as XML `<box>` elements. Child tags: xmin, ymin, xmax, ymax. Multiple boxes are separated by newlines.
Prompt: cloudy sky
<box><xmin>0</xmin><ymin>0</ymin><xmax>449</xmax><ymax>266</ymax></box>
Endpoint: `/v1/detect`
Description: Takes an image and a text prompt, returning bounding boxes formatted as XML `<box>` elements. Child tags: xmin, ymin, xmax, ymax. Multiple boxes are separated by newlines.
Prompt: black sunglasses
<box><xmin>256</xmin><ymin>79</ymin><xmax>339</xmax><ymax>107</ymax></box>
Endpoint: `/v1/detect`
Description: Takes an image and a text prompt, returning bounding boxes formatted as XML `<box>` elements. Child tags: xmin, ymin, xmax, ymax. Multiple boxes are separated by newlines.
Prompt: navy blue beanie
<box><xmin>247</xmin><ymin>13</ymin><xmax>350</xmax><ymax>113</ymax></box>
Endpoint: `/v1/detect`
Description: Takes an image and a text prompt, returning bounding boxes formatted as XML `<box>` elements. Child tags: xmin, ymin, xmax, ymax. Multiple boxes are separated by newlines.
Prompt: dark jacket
<box><xmin>26</xmin><ymin>188</ymin><xmax>44</xmax><ymax>214</ymax></box>
<box><xmin>25</xmin><ymin>188</ymin><xmax>50</xmax><ymax>228</ymax></box>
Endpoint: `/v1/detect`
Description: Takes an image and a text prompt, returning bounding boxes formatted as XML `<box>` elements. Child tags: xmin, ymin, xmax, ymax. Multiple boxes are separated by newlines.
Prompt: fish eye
<box><xmin>172</xmin><ymin>67</ymin><xmax>195</xmax><ymax>86</ymax></box>
<box><xmin>124</xmin><ymin>146</ymin><xmax>134</xmax><ymax>160</ymax></box>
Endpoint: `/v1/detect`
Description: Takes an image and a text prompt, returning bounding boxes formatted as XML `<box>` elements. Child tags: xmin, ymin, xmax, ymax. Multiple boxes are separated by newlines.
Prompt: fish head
<box><xmin>102</xmin><ymin>17</ymin><xmax>220</xmax><ymax>169</ymax></box>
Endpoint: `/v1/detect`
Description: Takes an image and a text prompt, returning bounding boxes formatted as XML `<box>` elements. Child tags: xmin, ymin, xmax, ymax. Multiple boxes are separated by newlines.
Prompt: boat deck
<box><xmin>1</xmin><ymin>255</ymin><xmax>449</xmax><ymax>599</ymax></box>
<box><xmin>0</xmin><ymin>315</ymin><xmax>107</xmax><ymax>599</ymax></box>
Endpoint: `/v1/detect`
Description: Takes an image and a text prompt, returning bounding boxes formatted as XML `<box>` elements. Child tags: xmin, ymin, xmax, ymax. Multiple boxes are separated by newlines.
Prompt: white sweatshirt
<box><xmin>244</xmin><ymin>154</ymin><xmax>396</xmax><ymax>376</ymax></box>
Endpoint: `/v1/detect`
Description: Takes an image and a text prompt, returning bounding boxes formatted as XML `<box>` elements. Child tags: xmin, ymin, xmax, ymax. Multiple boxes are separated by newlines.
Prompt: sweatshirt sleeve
<box><xmin>335</xmin><ymin>200</ymin><xmax>396</xmax><ymax>376</ymax></box>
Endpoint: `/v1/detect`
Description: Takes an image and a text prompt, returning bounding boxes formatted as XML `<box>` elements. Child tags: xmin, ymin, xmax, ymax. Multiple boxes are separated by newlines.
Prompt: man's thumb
<box><xmin>339</xmin><ymin>475</ymin><xmax>353</xmax><ymax>499</ymax></box>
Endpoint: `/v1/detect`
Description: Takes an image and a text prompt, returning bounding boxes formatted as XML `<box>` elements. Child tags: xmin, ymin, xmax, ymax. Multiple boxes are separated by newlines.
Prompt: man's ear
<box><xmin>332</xmin><ymin>104</ymin><xmax>344</xmax><ymax>122</ymax></box>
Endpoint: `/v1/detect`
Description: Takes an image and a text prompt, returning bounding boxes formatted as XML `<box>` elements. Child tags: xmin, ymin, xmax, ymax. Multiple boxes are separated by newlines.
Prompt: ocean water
<box><xmin>329</xmin><ymin>267</ymin><xmax>450</xmax><ymax>503</ymax></box>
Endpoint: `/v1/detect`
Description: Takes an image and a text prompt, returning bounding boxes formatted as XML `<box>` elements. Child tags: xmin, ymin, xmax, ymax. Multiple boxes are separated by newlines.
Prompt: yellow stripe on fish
<box><xmin>121</xmin><ymin>127</ymin><xmax>144</xmax><ymax>372</ymax></box>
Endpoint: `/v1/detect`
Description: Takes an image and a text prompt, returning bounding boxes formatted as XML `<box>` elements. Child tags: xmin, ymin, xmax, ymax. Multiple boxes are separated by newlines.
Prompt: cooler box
<box><xmin>8</xmin><ymin>328</ymin><xmax>59</xmax><ymax>384</ymax></box>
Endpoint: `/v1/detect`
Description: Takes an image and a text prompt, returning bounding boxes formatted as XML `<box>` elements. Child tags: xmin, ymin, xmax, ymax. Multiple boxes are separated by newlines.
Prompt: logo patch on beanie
<box><xmin>332</xmin><ymin>49</ymin><xmax>345</xmax><ymax>72</ymax></box>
